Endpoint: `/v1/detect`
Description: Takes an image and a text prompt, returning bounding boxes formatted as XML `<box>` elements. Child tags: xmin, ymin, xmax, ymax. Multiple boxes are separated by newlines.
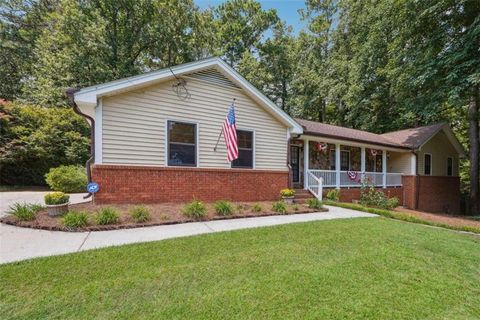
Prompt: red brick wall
<box><xmin>323</xmin><ymin>187</ymin><xmax>404</xmax><ymax>203</ymax></box>
<box><xmin>91</xmin><ymin>165</ymin><xmax>288</xmax><ymax>204</ymax></box>
<box><xmin>402</xmin><ymin>175</ymin><xmax>460</xmax><ymax>214</ymax></box>
<box><xmin>416</xmin><ymin>176</ymin><xmax>461</xmax><ymax>214</ymax></box>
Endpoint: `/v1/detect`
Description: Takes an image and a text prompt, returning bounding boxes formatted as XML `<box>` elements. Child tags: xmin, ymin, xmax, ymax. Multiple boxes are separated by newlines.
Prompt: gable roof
<box><xmin>295</xmin><ymin>119</ymin><xmax>465</xmax><ymax>156</ymax></box>
<box><xmin>380</xmin><ymin>123</ymin><xmax>445</xmax><ymax>149</ymax></box>
<box><xmin>73</xmin><ymin>57</ymin><xmax>303</xmax><ymax>134</ymax></box>
<box><xmin>295</xmin><ymin>118</ymin><xmax>409</xmax><ymax>149</ymax></box>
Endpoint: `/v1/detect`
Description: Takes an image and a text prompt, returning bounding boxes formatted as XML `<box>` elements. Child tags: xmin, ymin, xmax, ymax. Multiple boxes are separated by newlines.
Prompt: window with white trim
<box><xmin>424</xmin><ymin>154</ymin><xmax>432</xmax><ymax>175</ymax></box>
<box><xmin>447</xmin><ymin>157</ymin><xmax>453</xmax><ymax>176</ymax></box>
<box><xmin>232</xmin><ymin>130</ymin><xmax>253</xmax><ymax>168</ymax></box>
<box><xmin>167</xmin><ymin>121</ymin><xmax>196</xmax><ymax>166</ymax></box>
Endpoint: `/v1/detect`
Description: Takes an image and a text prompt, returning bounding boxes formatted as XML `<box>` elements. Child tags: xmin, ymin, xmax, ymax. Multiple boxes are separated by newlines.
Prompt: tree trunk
<box><xmin>468</xmin><ymin>85</ymin><xmax>479</xmax><ymax>214</ymax></box>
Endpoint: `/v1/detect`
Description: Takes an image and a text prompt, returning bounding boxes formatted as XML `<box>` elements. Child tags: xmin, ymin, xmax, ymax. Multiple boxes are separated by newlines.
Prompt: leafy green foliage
<box><xmin>182</xmin><ymin>200</ymin><xmax>207</xmax><ymax>219</ymax></box>
<box><xmin>360</xmin><ymin>185</ymin><xmax>399</xmax><ymax>210</ymax></box>
<box><xmin>214</xmin><ymin>200</ymin><xmax>233</xmax><ymax>216</ymax></box>
<box><xmin>251</xmin><ymin>203</ymin><xmax>262</xmax><ymax>213</ymax></box>
<box><xmin>0</xmin><ymin>102</ymin><xmax>89</xmax><ymax>186</ymax></box>
<box><xmin>130</xmin><ymin>206</ymin><xmax>151</xmax><ymax>223</ymax></box>
<box><xmin>272</xmin><ymin>201</ymin><xmax>287</xmax><ymax>214</ymax></box>
<box><xmin>7</xmin><ymin>202</ymin><xmax>43</xmax><ymax>221</ymax></box>
<box><xmin>45</xmin><ymin>165</ymin><xmax>87</xmax><ymax>193</ymax></box>
<box><xmin>306</xmin><ymin>198</ymin><xmax>323</xmax><ymax>209</ymax></box>
<box><xmin>96</xmin><ymin>208</ymin><xmax>119</xmax><ymax>225</ymax></box>
<box><xmin>44</xmin><ymin>192</ymin><xmax>70</xmax><ymax>205</ymax></box>
<box><xmin>326</xmin><ymin>189</ymin><xmax>340</xmax><ymax>202</ymax></box>
<box><xmin>63</xmin><ymin>211</ymin><xmax>89</xmax><ymax>229</ymax></box>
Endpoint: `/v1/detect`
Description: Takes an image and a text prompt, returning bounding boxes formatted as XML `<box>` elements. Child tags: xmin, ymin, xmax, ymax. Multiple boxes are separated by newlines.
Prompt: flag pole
<box><xmin>214</xmin><ymin>98</ymin><xmax>236</xmax><ymax>151</ymax></box>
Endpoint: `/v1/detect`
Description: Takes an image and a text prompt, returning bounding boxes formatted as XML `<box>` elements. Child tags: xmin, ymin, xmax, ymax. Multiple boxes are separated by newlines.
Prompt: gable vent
<box><xmin>187</xmin><ymin>69</ymin><xmax>240</xmax><ymax>89</ymax></box>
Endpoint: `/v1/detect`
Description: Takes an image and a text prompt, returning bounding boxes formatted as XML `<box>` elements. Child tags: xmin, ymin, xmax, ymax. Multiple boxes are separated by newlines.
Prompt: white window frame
<box><xmin>231</xmin><ymin>128</ymin><xmax>255</xmax><ymax>169</ymax></box>
<box><xmin>165</xmin><ymin>119</ymin><xmax>199</xmax><ymax>168</ymax></box>
<box><xmin>424</xmin><ymin>153</ymin><xmax>432</xmax><ymax>176</ymax></box>
<box><xmin>447</xmin><ymin>157</ymin><xmax>453</xmax><ymax>176</ymax></box>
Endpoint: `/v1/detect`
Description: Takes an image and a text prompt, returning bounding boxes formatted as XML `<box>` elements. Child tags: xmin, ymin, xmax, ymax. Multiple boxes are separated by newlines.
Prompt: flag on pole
<box><xmin>222</xmin><ymin>103</ymin><xmax>238</xmax><ymax>162</ymax></box>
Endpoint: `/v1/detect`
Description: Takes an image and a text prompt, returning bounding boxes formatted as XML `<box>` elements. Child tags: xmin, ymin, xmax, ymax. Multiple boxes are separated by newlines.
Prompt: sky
<box><xmin>194</xmin><ymin>0</ymin><xmax>307</xmax><ymax>34</ymax></box>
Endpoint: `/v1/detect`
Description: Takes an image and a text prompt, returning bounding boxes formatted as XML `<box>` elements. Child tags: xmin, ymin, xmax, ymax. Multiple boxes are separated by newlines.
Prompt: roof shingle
<box><xmin>380</xmin><ymin>123</ymin><xmax>445</xmax><ymax>149</ymax></box>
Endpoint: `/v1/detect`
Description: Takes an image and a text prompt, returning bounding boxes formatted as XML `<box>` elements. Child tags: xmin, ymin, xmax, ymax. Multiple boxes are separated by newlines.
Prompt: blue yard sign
<box><xmin>87</xmin><ymin>182</ymin><xmax>100</xmax><ymax>193</ymax></box>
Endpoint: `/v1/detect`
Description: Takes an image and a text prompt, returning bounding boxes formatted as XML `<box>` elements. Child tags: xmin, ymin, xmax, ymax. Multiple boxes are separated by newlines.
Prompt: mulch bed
<box><xmin>395</xmin><ymin>207</ymin><xmax>480</xmax><ymax>229</ymax></box>
<box><xmin>0</xmin><ymin>201</ymin><xmax>327</xmax><ymax>232</ymax></box>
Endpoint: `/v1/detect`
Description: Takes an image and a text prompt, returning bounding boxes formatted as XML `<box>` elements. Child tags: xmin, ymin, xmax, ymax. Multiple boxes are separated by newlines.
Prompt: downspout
<box><xmin>413</xmin><ymin>150</ymin><xmax>420</xmax><ymax>210</ymax></box>
<box><xmin>66</xmin><ymin>88</ymin><xmax>95</xmax><ymax>199</ymax></box>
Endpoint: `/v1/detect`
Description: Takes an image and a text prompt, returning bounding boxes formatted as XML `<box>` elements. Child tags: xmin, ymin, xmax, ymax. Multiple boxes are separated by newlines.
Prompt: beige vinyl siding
<box><xmin>417</xmin><ymin>130</ymin><xmax>459</xmax><ymax>176</ymax></box>
<box><xmin>388</xmin><ymin>151</ymin><xmax>412</xmax><ymax>174</ymax></box>
<box><xmin>101</xmin><ymin>74</ymin><xmax>288</xmax><ymax>170</ymax></box>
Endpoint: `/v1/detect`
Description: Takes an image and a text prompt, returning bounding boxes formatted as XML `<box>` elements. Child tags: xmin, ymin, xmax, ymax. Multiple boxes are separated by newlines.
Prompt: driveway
<box><xmin>0</xmin><ymin>206</ymin><xmax>377</xmax><ymax>264</ymax></box>
<box><xmin>0</xmin><ymin>191</ymin><xmax>90</xmax><ymax>217</ymax></box>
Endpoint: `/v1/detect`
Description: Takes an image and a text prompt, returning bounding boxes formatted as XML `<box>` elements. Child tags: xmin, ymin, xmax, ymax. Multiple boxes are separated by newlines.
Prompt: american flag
<box><xmin>222</xmin><ymin>103</ymin><xmax>238</xmax><ymax>162</ymax></box>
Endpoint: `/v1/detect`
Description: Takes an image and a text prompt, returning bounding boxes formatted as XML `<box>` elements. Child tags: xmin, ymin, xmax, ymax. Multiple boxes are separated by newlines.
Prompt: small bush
<box><xmin>7</xmin><ymin>202</ymin><xmax>43</xmax><ymax>221</ymax></box>
<box><xmin>236</xmin><ymin>204</ymin><xmax>245</xmax><ymax>214</ymax></box>
<box><xmin>272</xmin><ymin>201</ymin><xmax>287</xmax><ymax>214</ymax></box>
<box><xmin>251</xmin><ymin>203</ymin><xmax>262</xmax><ymax>213</ymax></box>
<box><xmin>45</xmin><ymin>165</ymin><xmax>87</xmax><ymax>193</ymax></box>
<box><xmin>130</xmin><ymin>206</ymin><xmax>151</xmax><ymax>223</ymax></box>
<box><xmin>280</xmin><ymin>188</ymin><xmax>295</xmax><ymax>197</ymax></box>
<box><xmin>214</xmin><ymin>200</ymin><xmax>233</xmax><ymax>216</ymax></box>
<box><xmin>63</xmin><ymin>211</ymin><xmax>88</xmax><ymax>228</ymax></box>
<box><xmin>385</xmin><ymin>197</ymin><xmax>400</xmax><ymax>210</ymax></box>
<box><xmin>326</xmin><ymin>189</ymin><xmax>340</xmax><ymax>202</ymax></box>
<box><xmin>306</xmin><ymin>198</ymin><xmax>323</xmax><ymax>209</ymax></box>
<box><xmin>360</xmin><ymin>185</ymin><xmax>399</xmax><ymax>210</ymax></box>
<box><xmin>183</xmin><ymin>200</ymin><xmax>207</xmax><ymax>219</ymax></box>
<box><xmin>292</xmin><ymin>204</ymin><xmax>299</xmax><ymax>212</ymax></box>
<box><xmin>96</xmin><ymin>207</ymin><xmax>119</xmax><ymax>225</ymax></box>
<box><xmin>159</xmin><ymin>214</ymin><xmax>170</xmax><ymax>221</ymax></box>
<box><xmin>44</xmin><ymin>192</ymin><xmax>70</xmax><ymax>205</ymax></box>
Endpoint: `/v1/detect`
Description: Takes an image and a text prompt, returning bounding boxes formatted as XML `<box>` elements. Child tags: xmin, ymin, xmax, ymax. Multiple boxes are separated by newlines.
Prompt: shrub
<box><xmin>326</xmin><ymin>189</ymin><xmax>340</xmax><ymax>202</ymax></box>
<box><xmin>360</xmin><ymin>185</ymin><xmax>399</xmax><ymax>210</ymax></box>
<box><xmin>251</xmin><ymin>203</ymin><xmax>262</xmax><ymax>213</ymax></box>
<box><xmin>44</xmin><ymin>192</ymin><xmax>70</xmax><ymax>205</ymax></box>
<box><xmin>280</xmin><ymin>188</ymin><xmax>295</xmax><ymax>197</ymax></box>
<box><xmin>45</xmin><ymin>165</ymin><xmax>87</xmax><ymax>193</ymax></box>
<box><xmin>63</xmin><ymin>211</ymin><xmax>88</xmax><ymax>228</ymax></box>
<box><xmin>7</xmin><ymin>202</ymin><xmax>43</xmax><ymax>221</ymax></box>
<box><xmin>272</xmin><ymin>201</ymin><xmax>287</xmax><ymax>214</ymax></box>
<box><xmin>130</xmin><ymin>206</ymin><xmax>151</xmax><ymax>223</ymax></box>
<box><xmin>236</xmin><ymin>204</ymin><xmax>245</xmax><ymax>214</ymax></box>
<box><xmin>96</xmin><ymin>207</ymin><xmax>119</xmax><ymax>225</ymax></box>
<box><xmin>183</xmin><ymin>200</ymin><xmax>207</xmax><ymax>219</ymax></box>
<box><xmin>385</xmin><ymin>197</ymin><xmax>400</xmax><ymax>210</ymax></box>
<box><xmin>214</xmin><ymin>200</ymin><xmax>233</xmax><ymax>216</ymax></box>
<box><xmin>292</xmin><ymin>204</ymin><xmax>299</xmax><ymax>212</ymax></box>
<box><xmin>306</xmin><ymin>198</ymin><xmax>323</xmax><ymax>209</ymax></box>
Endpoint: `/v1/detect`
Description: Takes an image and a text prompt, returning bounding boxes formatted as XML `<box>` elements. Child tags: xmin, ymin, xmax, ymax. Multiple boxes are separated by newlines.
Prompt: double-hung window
<box><xmin>167</xmin><ymin>121</ymin><xmax>196</xmax><ymax>167</ymax></box>
<box><xmin>232</xmin><ymin>130</ymin><xmax>253</xmax><ymax>168</ymax></box>
<box><xmin>424</xmin><ymin>154</ymin><xmax>432</xmax><ymax>175</ymax></box>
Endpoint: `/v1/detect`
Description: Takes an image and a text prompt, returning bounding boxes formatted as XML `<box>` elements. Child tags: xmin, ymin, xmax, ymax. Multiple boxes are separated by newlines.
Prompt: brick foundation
<box><xmin>91</xmin><ymin>165</ymin><xmax>288</xmax><ymax>204</ymax></box>
<box><xmin>403</xmin><ymin>175</ymin><xmax>460</xmax><ymax>214</ymax></box>
<box><xmin>323</xmin><ymin>187</ymin><xmax>404</xmax><ymax>204</ymax></box>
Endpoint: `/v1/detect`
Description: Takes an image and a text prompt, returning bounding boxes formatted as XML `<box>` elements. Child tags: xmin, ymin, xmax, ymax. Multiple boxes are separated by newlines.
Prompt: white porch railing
<box><xmin>307</xmin><ymin>170</ymin><xmax>402</xmax><ymax>188</ymax></box>
<box><xmin>306</xmin><ymin>171</ymin><xmax>323</xmax><ymax>200</ymax></box>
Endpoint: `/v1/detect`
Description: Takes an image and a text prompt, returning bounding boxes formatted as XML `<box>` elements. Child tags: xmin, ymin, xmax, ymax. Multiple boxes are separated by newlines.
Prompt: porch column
<box><xmin>303</xmin><ymin>139</ymin><xmax>309</xmax><ymax>190</ymax></box>
<box><xmin>335</xmin><ymin>143</ymin><xmax>341</xmax><ymax>189</ymax></box>
<box><xmin>361</xmin><ymin>147</ymin><xmax>366</xmax><ymax>173</ymax></box>
<box><xmin>382</xmin><ymin>149</ymin><xmax>387</xmax><ymax>188</ymax></box>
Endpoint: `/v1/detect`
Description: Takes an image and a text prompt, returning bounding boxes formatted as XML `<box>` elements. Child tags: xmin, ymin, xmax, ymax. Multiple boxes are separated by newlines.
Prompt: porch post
<box><xmin>335</xmin><ymin>143</ymin><xmax>341</xmax><ymax>189</ymax></box>
<box><xmin>382</xmin><ymin>149</ymin><xmax>387</xmax><ymax>188</ymax></box>
<box><xmin>361</xmin><ymin>147</ymin><xmax>366</xmax><ymax>173</ymax></box>
<box><xmin>304</xmin><ymin>139</ymin><xmax>309</xmax><ymax>190</ymax></box>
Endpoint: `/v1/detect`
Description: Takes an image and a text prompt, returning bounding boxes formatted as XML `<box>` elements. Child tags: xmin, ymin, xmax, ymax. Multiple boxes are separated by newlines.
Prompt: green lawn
<box><xmin>1</xmin><ymin>218</ymin><xmax>480</xmax><ymax>319</ymax></box>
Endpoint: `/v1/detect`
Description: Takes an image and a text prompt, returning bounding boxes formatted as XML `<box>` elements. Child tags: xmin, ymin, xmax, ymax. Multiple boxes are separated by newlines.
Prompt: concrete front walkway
<box><xmin>0</xmin><ymin>206</ymin><xmax>376</xmax><ymax>264</ymax></box>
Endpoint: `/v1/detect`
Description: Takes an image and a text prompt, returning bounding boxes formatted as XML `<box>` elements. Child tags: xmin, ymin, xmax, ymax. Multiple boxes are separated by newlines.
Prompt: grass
<box><xmin>324</xmin><ymin>200</ymin><xmax>480</xmax><ymax>234</ymax></box>
<box><xmin>1</xmin><ymin>218</ymin><xmax>480</xmax><ymax>319</ymax></box>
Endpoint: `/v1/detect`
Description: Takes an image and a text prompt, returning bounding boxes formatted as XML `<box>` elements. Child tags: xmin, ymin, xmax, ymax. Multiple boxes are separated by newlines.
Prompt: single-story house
<box><xmin>68</xmin><ymin>57</ymin><xmax>464</xmax><ymax>214</ymax></box>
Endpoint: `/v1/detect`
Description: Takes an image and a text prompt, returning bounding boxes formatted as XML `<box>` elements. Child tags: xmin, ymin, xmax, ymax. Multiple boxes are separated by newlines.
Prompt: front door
<box><xmin>291</xmin><ymin>146</ymin><xmax>300</xmax><ymax>185</ymax></box>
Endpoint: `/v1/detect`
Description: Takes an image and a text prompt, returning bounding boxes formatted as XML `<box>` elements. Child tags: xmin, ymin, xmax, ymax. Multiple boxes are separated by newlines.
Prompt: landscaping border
<box><xmin>324</xmin><ymin>201</ymin><xmax>480</xmax><ymax>234</ymax></box>
<box><xmin>0</xmin><ymin>208</ymin><xmax>329</xmax><ymax>232</ymax></box>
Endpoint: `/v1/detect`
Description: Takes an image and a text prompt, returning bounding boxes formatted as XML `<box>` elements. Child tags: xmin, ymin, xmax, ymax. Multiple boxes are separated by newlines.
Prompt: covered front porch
<box><xmin>290</xmin><ymin>137</ymin><xmax>413</xmax><ymax>196</ymax></box>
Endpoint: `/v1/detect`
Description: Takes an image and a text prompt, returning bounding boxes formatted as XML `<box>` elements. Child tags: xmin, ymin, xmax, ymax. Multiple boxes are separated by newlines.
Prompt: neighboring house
<box><xmin>69</xmin><ymin>57</ymin><xmax>464</xmax><ymax>214</ymax></box>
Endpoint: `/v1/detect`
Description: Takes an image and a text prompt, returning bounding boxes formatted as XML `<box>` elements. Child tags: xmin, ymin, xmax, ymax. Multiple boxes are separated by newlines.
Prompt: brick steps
<box><xmin>294</xmin><ymin>188</ymin><xmax>315</xmax><ymax>203</ymax></box>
